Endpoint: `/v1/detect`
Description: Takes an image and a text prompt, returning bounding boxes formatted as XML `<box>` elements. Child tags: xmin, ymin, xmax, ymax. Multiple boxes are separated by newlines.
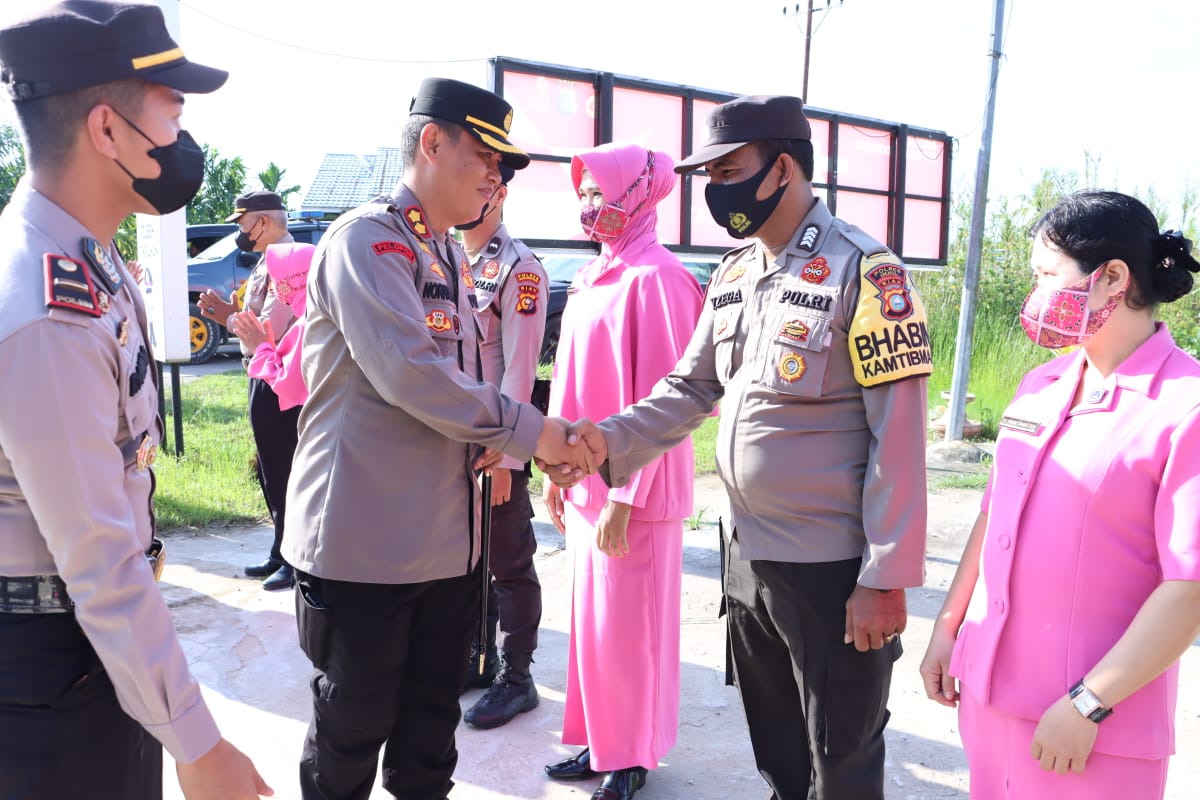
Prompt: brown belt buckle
<box><xmin>146</xmin><ymin>537</ymin><xmax>166</xmax><ymax>581</ymax></box>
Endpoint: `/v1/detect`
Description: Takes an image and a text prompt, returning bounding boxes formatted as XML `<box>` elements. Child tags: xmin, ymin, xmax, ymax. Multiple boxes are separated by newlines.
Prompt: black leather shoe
<box><xmin>262</xmin><ymin>564</ymin><xmax>295</xmax><ymax>591</ymax></box>
<box><xmin>463</xmin><ymin>672</ymin><xmax>538</xmax><ymax>729</ymax></box>
<box><xmin>591</xmin><ymin>767</ymin><xmax>648</xmax><ymax>800</ymax></box>
<box><xmin>244</xmin><ymin>558</ymin><xmax>283</xmax><ymax>578</ymax></box>
<box><xmin>545</xmin><ymin>748</ymin><xmax>595</xmax><ymax>781</ymax></box>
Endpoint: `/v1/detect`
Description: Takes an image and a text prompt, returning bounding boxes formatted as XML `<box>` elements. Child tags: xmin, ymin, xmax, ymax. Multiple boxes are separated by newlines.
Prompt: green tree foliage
<box><xmin>916</xmin><ymin>167</ymin><xmax>1200</xmax><ymax>437</ymax></box>
<box><xmin>257</xmin><ymin>161</ymin><xmax>301</xmax><ymax>206</ymax></box>
<box><xmin>0</xmin><ymin>123</ymin><xmax>27</xmax><ymax>211</ymax></box>
<box><xmin>187</xmin><ymin>144</ymin><xmax>247</xmax><ymax>225</ymax></box>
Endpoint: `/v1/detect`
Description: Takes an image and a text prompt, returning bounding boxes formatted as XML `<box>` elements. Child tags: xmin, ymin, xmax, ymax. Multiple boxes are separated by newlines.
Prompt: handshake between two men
<box><xmin>475</xmin><ymin>417</ymin><xmax>608</xmax><ymax>489</ymax></box>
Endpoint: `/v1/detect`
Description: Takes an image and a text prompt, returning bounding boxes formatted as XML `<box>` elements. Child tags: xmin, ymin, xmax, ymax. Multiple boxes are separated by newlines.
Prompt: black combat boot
<box><xmin>462</xmin><ymin>637</ymin><xmax>499</xmax><ymax>692</ymax></box>
<box><xmin>462</xmin><ymin>651</ymin><xmax>538</xmax><ymax>729</ymax></box>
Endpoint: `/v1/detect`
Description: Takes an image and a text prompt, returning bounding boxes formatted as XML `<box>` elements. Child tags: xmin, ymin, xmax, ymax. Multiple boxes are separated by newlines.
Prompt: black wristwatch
<box><xmin>1069</xmin><ymin>680</ymin><xmax>1113</xmax><ymax>723</ymax></box>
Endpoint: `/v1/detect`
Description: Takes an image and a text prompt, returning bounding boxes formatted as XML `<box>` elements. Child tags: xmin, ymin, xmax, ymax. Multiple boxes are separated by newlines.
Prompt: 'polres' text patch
<box><xmin>848</xmin><ymin>252</ymin><xmax>933</xmax><ymax>387</ymax></box>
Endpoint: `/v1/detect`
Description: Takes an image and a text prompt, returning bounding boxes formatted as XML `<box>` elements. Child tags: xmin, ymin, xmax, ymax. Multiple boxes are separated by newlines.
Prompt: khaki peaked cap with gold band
<box><xmin>0</xmin><ymin>0</ymin><xmax>227</xmax><ymax>102</ymax></box>
<box><xmin>409</xmin><ymin>77</ymin><xmax>530</xmax><ymax>170</ymax></box>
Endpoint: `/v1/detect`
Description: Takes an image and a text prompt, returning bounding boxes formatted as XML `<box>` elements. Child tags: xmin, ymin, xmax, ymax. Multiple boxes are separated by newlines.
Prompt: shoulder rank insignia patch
<box><xmin>798</xmin><ymin>224</ymin><xmax>820</xmax><ymax>250</ymax></box>
<box><xmin>404</xmin><ymin>206</ymin><xmax>431</xmax><ymax>238</ymax></box>
<box><xmin>484</xmin><ymin>236</ymin><xmax>502</xmax><ymax>257</ymax></box>
<box><xmin>800</xmin><ymin>257</ymin><xmax>830</xmax><ymax>285</ymax></box>
<box><xmin>849</xmin><ymin>253</ymin><xmax>932</xmax><ymax>388</ymax></box>
<box><xmin>45</xmin><ymin>254</ymin><xmax>102</xmax><ymax>317</ymax></box>
<box><xmin>372</xmin><ymin>240</ymin><xmax>415</xmax><ymax>260</ymax></box>
<box><xmin>82</xmin><ymin>237</ymin><xmax>123</xmax><ymax>294</ymax></box>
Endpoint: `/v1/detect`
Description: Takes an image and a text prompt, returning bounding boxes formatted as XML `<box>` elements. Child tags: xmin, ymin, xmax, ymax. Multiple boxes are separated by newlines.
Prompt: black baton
<box><xmin>477</xmin><ymin>472</ymin><xmax>493</xmax><ymax>677</ymax></box>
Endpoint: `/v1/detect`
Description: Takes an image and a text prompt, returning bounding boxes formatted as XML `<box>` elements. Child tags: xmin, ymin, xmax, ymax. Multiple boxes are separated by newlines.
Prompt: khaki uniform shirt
<box><xmin>469</xmin><ymin>224</ymin><xmax>548</xmax><ymax>470</ymax></box>
<box><xmin>284</xmin><ymin>187</ymin><xmax>543</xmax><ymax>584</ymax></box>
<box><xmin>231</xmin><ymin>232</ymin><xmax>296</xmax><ymax>358</ymax></box>
<box><xmin>599</xmin><ymin>199</ymin><xmax>929</xmax><ymax>588</ymax></box>
<box><xmin>0</xmin><ymin>181</ymin><xmax>219</xmax><ymax>761</ymax></box>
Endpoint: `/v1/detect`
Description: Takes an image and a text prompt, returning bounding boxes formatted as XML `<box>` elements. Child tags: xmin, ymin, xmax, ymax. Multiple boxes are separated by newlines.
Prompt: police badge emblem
<box><xmin>777</xmin><ymin>352</ymin><xmax>806</xmax><ymax>382</ymax></box>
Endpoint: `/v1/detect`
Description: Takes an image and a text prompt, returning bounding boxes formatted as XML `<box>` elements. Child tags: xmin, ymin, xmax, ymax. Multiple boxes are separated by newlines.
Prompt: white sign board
<box><xmin>136</xmin><ymin>212</ymin><xmax>190</xmax><ymax>362</ymax></box>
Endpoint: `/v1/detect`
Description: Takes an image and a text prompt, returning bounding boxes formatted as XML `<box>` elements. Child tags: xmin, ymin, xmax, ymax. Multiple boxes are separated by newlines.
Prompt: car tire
<box><xmin>188</xmin><ymin>303</ymin><xmax>223</xmax><ymax>364</ymax></box>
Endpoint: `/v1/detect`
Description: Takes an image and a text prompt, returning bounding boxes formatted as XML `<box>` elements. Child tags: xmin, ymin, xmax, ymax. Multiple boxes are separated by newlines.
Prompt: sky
<box><xmin>4</xmin><ymin>0</ymin><xmax>1198</xmax><ymax>225</ymax></box>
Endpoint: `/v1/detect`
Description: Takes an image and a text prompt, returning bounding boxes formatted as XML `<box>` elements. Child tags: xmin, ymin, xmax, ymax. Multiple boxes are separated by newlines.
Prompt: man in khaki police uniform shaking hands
<box><xmin>569</xmin><ymin>95</ymin><xmax>931</xmax><ymax>800</ymax></box>
<box><xmin>0</xmin><ymin>2</ymin><xmax>271</xmax><ymax>798</ymax></box>
<box><xmin>284</xmin><ymin>77</ymin><xmax>592</xmax><ymax>800</ymax></box>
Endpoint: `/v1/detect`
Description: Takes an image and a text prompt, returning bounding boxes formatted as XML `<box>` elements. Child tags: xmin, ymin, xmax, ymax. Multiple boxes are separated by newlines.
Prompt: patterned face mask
<box><xmin>1019</xmin><ymin>269</ymin><xmax>1122</xmax><ymax>350</ymax></box>
<box><xmin>579</xmin><ymin>152</ymin><xmax>655</xmax><ymax>242</ymax></box>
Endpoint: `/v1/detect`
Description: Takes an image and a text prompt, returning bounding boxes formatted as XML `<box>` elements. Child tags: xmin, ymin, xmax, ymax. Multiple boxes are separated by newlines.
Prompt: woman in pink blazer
<box><xmin>542</xmin><ymin>142</ymin><xmax>703</xmax><ymax>800</ymax></box>
<box><xmin>920</xmin><ymin>190</ymin><xmax>1200</xmax><ymax>798</ymax></box>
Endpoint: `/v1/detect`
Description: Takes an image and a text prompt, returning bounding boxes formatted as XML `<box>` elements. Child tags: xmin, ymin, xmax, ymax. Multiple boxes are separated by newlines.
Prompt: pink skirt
<box><xmin>560</xmin><ymin>502</ymin><xmax>683</xmax><ymax>772</ymax></box>
<box><xmin>959</xmin><ymin>684</ymin><xmax>1169</xmax><ymax>799</ymax></box>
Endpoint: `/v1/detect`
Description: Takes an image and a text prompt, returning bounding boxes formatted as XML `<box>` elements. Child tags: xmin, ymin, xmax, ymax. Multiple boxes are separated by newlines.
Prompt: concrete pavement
<box><xmin>158</xmin><ymin>472</ymin><xmax>1200</xmax><ymax>799</ymax></box>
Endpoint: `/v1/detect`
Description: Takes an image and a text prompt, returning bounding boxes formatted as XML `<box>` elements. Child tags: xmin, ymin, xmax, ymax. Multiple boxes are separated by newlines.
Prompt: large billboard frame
<box><xmin>490</xmin><ymin>57</ymin><xmax>952</xmax><ymax>266</ymax></box>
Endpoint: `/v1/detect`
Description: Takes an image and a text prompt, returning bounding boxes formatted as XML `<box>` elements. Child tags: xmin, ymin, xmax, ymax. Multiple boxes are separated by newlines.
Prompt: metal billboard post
<box><xmin>945</xmin><ymin>0</ymin><xmax>1006</xmax><ymax>441</ymax></box>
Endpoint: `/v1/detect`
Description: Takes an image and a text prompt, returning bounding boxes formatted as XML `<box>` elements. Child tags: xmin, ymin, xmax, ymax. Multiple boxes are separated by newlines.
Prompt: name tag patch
<box><xmin>998</xmin><ymin>415</ymin><xmax>1042</xmax><ymax>434</ymax></box>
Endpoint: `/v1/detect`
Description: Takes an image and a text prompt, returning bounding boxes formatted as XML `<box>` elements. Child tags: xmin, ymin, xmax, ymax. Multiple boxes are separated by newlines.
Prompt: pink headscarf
<box><xmin>571</xmin><ymin>142</ymin><xmax>676</xmax><ymax>267</ymax></box>
<box><xmin>265</xmin><ymin>242</ymin><xmax>316</xmax><ymax>317</ymax></box>
<box><xmin>249</xmin><ymin>242</ymin><xmax>316</xmax><ymax>410</ymax></box>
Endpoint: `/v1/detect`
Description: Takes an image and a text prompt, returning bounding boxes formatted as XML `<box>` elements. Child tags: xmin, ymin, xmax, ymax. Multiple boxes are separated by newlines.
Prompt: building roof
<box><xmin>300</xmin><ymin>147</ymin><xmax>404</xmax><ymax>214</ymax></box>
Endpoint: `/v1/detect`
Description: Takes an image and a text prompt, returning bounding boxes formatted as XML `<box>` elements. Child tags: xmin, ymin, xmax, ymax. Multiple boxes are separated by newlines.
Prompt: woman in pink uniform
<box><xmin>542</xmin><ymin>142</ymin><xmax>703</xmax><ymax>800</ymax></box>
<box><xmin>230</xmin><ymin>242</ymin><xmax>315</xmax><ymax>410</ymax></box>
<box><xmin>920</xmin><ymin>190</ymin><xmax>1200</xmax><ymax>799</ymax></box>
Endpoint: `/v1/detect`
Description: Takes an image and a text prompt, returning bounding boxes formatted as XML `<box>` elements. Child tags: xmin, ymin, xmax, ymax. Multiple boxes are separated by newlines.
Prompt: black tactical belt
<box><xmin>1</xmin><ymin>538</ymin><xmax>165</xmax><ymax>613</ymax></box>
<box><xmin>0</xmin><ymin>574</ymin><xmax>73</xmax><ymax>613</ymax></box>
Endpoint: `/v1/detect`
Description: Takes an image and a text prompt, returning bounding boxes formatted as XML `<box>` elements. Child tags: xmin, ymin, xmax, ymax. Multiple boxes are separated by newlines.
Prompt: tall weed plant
<box><xmin>917</xmin><ymin>169</ymin><xmax>1200</xmax><ymax>439</ymax></box>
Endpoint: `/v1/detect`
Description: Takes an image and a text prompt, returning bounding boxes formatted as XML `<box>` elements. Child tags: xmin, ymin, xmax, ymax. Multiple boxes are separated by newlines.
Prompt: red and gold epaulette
<box><xmin>44</xmin><ymin>253</ymin><xmax>102</xmax><ymax>317</ymax></box>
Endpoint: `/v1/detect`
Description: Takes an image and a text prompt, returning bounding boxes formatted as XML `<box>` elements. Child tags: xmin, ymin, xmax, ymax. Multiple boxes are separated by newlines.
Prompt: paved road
<box><xmin>154</xmin><ymin>474</ymin><xmax>1200</xmax><ymax>799</ymax></box>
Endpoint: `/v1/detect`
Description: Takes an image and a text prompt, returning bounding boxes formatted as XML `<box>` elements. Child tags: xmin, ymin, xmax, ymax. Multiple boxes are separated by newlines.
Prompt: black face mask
<box><xmin>235</xmin><ymin>223</ymin><xmax>259</xmax><ymax>252</ymax></box>
<box><xmin>704</xmin><ymin>156</ymin><xmax>786</xmax><ymax>239</ymax></box>
<box><xmin>111</xmin><ymin>109</ymin><xmax>205</xmax><ymax>215</ymax></box>
<box><xmin>455</xmin><ymin>203</ymin><xmax>490</xmax><ymax>231</ymax></box>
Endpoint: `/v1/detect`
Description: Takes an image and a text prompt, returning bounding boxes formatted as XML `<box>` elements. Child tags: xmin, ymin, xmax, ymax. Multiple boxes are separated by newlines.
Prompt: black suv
<box><xmin>186</xmin><ymin>220</ymin><xmax>331</xmax><ymax>363</ymax></box>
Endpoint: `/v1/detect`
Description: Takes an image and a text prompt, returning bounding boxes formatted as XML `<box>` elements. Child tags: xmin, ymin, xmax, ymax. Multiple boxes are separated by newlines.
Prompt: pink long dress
<box><xmin>549</xmin><ymin>143</ymin><xmax>704</xmax><ymax>772</ymax></box>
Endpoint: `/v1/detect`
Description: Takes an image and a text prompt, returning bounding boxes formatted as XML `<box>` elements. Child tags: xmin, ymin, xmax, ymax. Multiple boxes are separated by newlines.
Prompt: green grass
<box><xmin>930</xmin><ymin>472</ymin><xmax>990</xmax><ymax>492</ymax></box>
<box><xmin>155</xmin><ymin>372</ymin><xmax>266</xmax><ymax>531</ymax></box>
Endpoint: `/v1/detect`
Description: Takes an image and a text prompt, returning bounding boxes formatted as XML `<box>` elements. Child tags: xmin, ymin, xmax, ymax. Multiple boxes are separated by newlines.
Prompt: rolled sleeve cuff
<box><xmin>857</xmin><ymin>547</ymin><xmax>926</xmax><ymax>590</ymax></box>
<box><xmin>597</xmin><ymin>422</ymin><xmax>635</xmax><ymax>488</ymax></box>
<box><xmin>499</xmin><ymin>455</ymin><xmax>524</xmax><ymax>471</ymax></box>
<box><xmin>145</xmin><ymin>696</ymin><xmax>221</xmax><ymax>764</ymax></box>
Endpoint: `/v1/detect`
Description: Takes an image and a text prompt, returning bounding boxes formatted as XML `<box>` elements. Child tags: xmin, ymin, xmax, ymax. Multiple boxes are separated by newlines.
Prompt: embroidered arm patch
<box><xmin>848</xmin><ymin>253</ymin><xmax>933</xmax><ymax>387</ymax></box>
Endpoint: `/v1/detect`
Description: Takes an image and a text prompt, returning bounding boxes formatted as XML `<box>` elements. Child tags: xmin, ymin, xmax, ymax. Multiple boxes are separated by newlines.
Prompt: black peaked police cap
<box><xmin>225</xmin><ymin>190</ymin><xmax>286</xmax><ymax>222</ymax></box>
<box><xmin>0</xmin><ymin>1</ymin><xmax>227</xmax><ymax>102</ymax></box>
<box><xmin>409</xmin><ymin>77</ymin><xmax>530</xmax><ymax>170</ymax></box>
<box><xmin>675</xmin><ymin>95</ymin><xmax>812</xmax><ymax>174</ymax></box>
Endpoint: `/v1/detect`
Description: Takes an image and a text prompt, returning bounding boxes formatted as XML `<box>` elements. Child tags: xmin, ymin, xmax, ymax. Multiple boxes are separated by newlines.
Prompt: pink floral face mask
<box><xmin>1019</xmin><ymin>270</ymin><xmax>1122</xmax><ymax>350</ymax></box>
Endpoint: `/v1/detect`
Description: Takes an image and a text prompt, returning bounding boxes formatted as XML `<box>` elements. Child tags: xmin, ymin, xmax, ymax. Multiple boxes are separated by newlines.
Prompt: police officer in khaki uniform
<box><xmin>458</xmin><ymin>165</ymin><xmax>549</xmax><ymax>728</ymax></box>
<box><xmin>0</xmin><ymin>2</ymin><xmax>270</xmax><ymax>798</ymax></box>
<box><xmin>569</xmin><ymin>95</ymin><xmax>930</xmax><ymax>800</ymax></box>
<box><xmin>199</xmin><ymin>190</ymin><xmax>299</xmax><ymax>591</ymax></box>
<box><xmin>284</xmin><ymin>77</ymin><xmax>591</xmax><ymax>800</ymax></box>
